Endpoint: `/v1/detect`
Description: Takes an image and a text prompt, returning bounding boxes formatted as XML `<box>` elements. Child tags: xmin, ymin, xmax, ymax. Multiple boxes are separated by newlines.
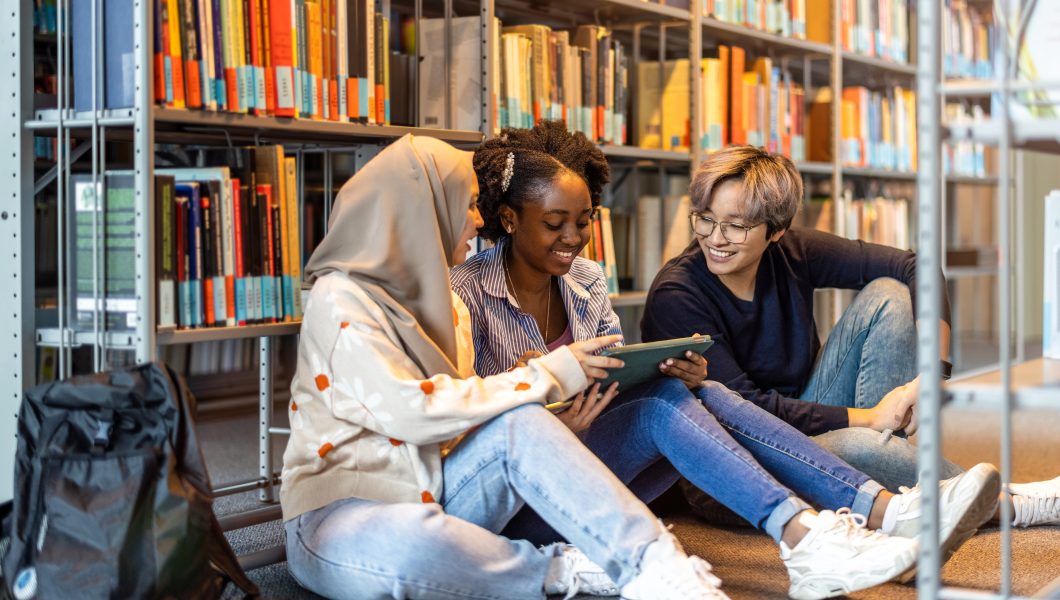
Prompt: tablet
<box><xmin>595</xmin><ymin>335</ymin><xmax>714</xmax><ymax>390</ymax></box>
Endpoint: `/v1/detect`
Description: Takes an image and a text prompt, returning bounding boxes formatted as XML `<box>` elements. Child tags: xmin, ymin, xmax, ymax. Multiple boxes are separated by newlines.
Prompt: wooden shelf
<box><xmin>600</xmin><ymin>145</ymin><xmax>691</xmax><ymax>163</ymax></box>
<box><xmin>701</xmin><ymin>18</ymin><xmax>831</xmax><ymax>57</ymax></box>
<box><xmin>841</xmin><ymin>52</ymin><xmax>916</xmax><ymax>77</ymax></box>
<box><xmin>156</xmin><ymin>322</ymin><xmax>302</xmax><ymax>345</ymax></box>
<box><xmin>28</xmin><ymin>107</ymin><xmax>485</xmax><ymax>146</ymax></box>
<box><xmin>493</xmin><ymin>0</ymin><xmax>691</xmax><ymax>22</ymax></box>
<box><xmin>610</xmin><ymin>291</ymin><xmax>648</xmax><ymax>308</ymax></box>
<box><xmin>842</xmin><ymin>166</ymin><xmax>917</xmax><ymax>180</ymax></box>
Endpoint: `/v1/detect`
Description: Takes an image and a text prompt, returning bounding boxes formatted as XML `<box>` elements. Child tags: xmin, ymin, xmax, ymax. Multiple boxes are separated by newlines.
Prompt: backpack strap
<box><xmin>207</xmin><ymin>514</ymin><xmax>261</xmax><ymax>598</ymax></box>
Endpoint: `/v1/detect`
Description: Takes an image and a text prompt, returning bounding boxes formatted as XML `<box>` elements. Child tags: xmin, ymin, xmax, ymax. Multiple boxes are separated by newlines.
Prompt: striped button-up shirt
<box><xmin>450</xmin><ymin>239</ymin><xmax>622</xmax><ymax>377</ymax></box>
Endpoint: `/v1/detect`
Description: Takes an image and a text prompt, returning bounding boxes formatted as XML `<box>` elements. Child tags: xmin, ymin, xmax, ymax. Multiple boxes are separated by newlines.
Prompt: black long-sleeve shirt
<box><xmin>641</xmin><ymin>227</ymin><xmax>950</xmax><ymax>436</ymax></box>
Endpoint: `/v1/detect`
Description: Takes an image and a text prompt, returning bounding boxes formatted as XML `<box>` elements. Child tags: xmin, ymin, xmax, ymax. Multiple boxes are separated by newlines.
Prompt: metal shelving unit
<box><xmin>10</xmin><ymin>0</ymin><xmax>944</xmax><ymax>578</ymax></box>
<box><xmin>917</xmin><ymin>0</ymin><xmax>1058</xmax><ymax>597</ymax></box>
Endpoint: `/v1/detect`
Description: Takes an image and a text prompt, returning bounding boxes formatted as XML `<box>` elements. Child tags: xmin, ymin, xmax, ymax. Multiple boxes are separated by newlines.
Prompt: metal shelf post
<box><xmin>1</xmin><ymin>0</ymin><xmax>37</xmax><ymax>503</ymax></box>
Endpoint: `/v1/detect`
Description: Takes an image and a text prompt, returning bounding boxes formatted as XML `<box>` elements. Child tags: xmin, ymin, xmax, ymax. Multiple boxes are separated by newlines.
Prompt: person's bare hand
<box><xmin>557</xmin><ymin>382</ymin><xmax>620</xmax><ymax>434</ymax></box>
<box><xmin>865</xmin><ymin>376</ymin><xmax>921</xmax><ymax>435</ymax></box>
<box><xmin>660</xmin><ymin>351</ymin><xmax>708</xmax><ymax>389</ymax></box>
<box><xmin>568</xmin><ymin>335</ymin><xmax>625</xmax><ymax>382</ymax></box>
<box><xmin>511</xmin><ymin>350</ymin><xmax>544</xmax><ymax>371</ymax></box>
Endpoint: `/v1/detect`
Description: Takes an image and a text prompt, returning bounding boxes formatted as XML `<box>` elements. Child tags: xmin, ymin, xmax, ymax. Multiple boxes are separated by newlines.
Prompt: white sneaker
<box><xmin>886</xmin><ymin>462</ymin><xmax>1000</xmax><ymax>577</ymax></box>
<box><xmin>781</xmin><ymin>509</ymin><xmax>918</xmax><ymax>600</ymax></box>
<box><xmin>1009</xmin><ymin>476</ymin><xmax>1060</xmax><ymax>527</ymax></box>
<box><xmin>543</xmin><ymin>544</ymin><xmax>620</xmax><ymax>599</ymax></box>
<box><xmin>620</xmin><ymin>530</ymin><xmax>730</xmax><ymax>600</ymax></box>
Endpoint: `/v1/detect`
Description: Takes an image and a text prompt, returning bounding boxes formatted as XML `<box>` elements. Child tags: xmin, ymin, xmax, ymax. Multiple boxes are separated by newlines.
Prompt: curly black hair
<box><xmin>474</xmin><ymin>120</ymin><xmax>610</xmax><ymax>242</ymax></box>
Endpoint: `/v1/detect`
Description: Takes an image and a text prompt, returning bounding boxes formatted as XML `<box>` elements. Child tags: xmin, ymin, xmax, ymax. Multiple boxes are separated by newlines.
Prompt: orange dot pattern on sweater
<box><xmin>389</xmin><ymin>438</ymin><xmax>403</xmax><ymax>447</ymax></box>
<box><xmin>421</xmin><ymin>491</ymin><xmax>436</xmax><ymax>503</ymax></box>
<box><xmin>340</xmin><ymin>321</ymin><xmax>350</xmax><ymax>329</ymax></box>
<box><xmin>420</xmin><ymin>381</ymin><xmax>435</xmax><ymax>395</ymax></box>
<box><xmin>514</xmin><ymin>382</ymin><xmax>531</xmax><ymax>391</ymax></box>
<box><xmin>315</xmin><ymin>374</ymin><xmax>330</xmax><ymax>391</ymax></box>
<box><xmin>290</xmin><ymin>400</ymin><xmax>299</xmax><ymax>412</ymax></box>
<box><xmin>317</xmin><ymin>443</ymin><xmax>334</xmax><ymax>458</ymax></box>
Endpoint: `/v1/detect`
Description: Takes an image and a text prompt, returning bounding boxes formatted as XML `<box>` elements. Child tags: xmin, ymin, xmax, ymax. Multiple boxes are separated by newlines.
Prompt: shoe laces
<box><xmin>826</xmin><ymin>508</ymin><xmax>890</xmax><ymax>547</ymax></box>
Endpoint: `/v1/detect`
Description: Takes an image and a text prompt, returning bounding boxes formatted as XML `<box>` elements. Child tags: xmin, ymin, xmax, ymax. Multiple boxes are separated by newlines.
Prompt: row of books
<box><xmin>634</xmin><ymin>195</ymin><xmax>694</xmax><ymax>291</ymax></box>
<box><xmin>702</xmin><ymin>0</ymin><xmax>911</xmax><ymax>65</ymax></box>
<box><xmin>702</xmin><ymin>0</ymin><xmax>817</xmax><ymax>43</ymax></box>
<box><xmin>33</xmin><ymin>0</ymin><xmax>58</xmax><ymax>34</ymax></box>
<box><xmin>637</xmin><ymin>49</ymin><xmax>806</xmax><ymax>161</ymax></box>
<box><xmin>68</xmin><ymin>147</ymin><xmax>304</xmax><ymax>333</ymax></box>
<box><xmin>797</xmin><ymin>189</ymin><xmax>912</xmax><ymax>249</ymax></box>
<box><xmin>420</xmin><ymin>18</ymin><xmax>629</xmax><ymax>145</ymax></box>
<box><xmin>581</xmin><ymin>207</ymin><xmax>621</xmax><ymax>295</ymax></box>
<box><xmin>943</xmin><ymin>0</ymin><xmax>994</xmax><ymax>80</ymax></box>
<box><xmin>66</xmin><ymin>0</ymin><xmax>394</xmax><ymax>122</ymax></box>
<box><xmin>838</xmin><ymin>0</ymin><xmax>912</xmax><ymax>63</ymax></box>
<box><xmin>151</xmin><ymin>0</ymin><xmax>391</xmax><ymax>122</ymax></box>
<box><xmin>806</xmin><ymin>85</ymin><xmax>918</xmax><ymax>172</ymax></box>
<box><xmin>944</xmin><ymin>103</ymin><xmax>992</xmax><ymax>177</ymax></box>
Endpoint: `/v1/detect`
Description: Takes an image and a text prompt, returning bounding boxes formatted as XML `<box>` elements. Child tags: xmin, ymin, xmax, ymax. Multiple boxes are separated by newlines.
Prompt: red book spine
<box><xmin>247</xmin><ymin>0</ymin><xmax>262</xmax><ymax>115</ymax></box>
<box><xmin>202</xmin><ymin>195</ymin><xmax>216</xmax><ymax>326</ymax></box>
<box><xmin>268</xmin><ymin>0</ymin><xmax>295</xmax><ymax>117</ymax></box>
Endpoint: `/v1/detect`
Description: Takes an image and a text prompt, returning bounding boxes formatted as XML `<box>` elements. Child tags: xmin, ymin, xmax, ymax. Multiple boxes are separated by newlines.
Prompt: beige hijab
<box><xmin>303</xmin><ymin>134</ymin><xmax>473</xmax><ymax>378</ymax></box>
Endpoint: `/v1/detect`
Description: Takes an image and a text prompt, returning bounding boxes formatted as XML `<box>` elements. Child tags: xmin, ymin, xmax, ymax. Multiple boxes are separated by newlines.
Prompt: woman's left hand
<box><xmin>660</xmin><ymin>351</ymin><xmax>708</xmax><ymax>390</ymax></box>
<box><xmin>557</xmin><ymin>382</ymin><xmax>620</xmax><ymax>434</ymax></box>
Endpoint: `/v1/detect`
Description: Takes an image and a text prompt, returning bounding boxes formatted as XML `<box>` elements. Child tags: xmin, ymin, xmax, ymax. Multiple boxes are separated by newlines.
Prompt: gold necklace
<box><xmin>504</xmin><ymin>249</ymin><xmax>551</xmax><ymax>343</ymax></box>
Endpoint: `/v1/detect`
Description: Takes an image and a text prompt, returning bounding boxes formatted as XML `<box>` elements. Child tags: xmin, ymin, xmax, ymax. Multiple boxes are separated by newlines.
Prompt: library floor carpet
<box><xmin>205</xmin><ymin>403</ymin><xmax>1060</xmax><ymax>599</ymax></box>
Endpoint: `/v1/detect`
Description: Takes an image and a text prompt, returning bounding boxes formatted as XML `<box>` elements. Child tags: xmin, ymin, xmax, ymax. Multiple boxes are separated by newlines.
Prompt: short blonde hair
<box><xmin>689</xmin><ymin>145</ymin><xmax>802</xmax><ymax>236</ymax></box>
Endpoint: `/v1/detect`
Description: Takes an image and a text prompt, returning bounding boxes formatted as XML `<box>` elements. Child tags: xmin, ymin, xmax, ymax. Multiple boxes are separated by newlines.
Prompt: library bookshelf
<box><xmin>10</xmin><ymin>0</ymin><xmax>945</xmax><ymax>571</ymax></box>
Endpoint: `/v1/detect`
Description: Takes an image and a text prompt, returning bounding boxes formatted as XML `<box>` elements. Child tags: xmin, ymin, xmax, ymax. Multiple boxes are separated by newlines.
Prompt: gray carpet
<box><xmin>202</xmin><ymin>405</ymin><xmax>1060</xmax><ymax>599</ymax></box>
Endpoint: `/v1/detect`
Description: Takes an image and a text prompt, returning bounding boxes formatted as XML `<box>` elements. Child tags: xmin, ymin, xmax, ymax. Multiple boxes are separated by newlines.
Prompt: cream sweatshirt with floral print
<box><xmin>280</xmin><ymin>272</ymin><xmax>589</xmax><ymax>521</ymax></box>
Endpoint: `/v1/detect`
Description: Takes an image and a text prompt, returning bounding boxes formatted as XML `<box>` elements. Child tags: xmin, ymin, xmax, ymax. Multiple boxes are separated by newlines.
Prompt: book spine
<box><xmin>232</xmin><ymin>179</ymin><xmax>246</xmax><ymax>325</ymax></box>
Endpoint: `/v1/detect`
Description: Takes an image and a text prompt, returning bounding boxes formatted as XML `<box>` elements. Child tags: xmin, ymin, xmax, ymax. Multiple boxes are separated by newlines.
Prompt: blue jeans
<box><xmin>503</xmin><ymin>378</ymin><xmax>882</xmax><ymax>545</ymax></box>
<box><xmin>802</xmin><ymin>278</ymin><xmax>964</xmax><ymax>490</ymax></box>
<box><xmin>284</xmin><ymin>404</ymin><xmax>665</xmax><ymax>600</ymax></box>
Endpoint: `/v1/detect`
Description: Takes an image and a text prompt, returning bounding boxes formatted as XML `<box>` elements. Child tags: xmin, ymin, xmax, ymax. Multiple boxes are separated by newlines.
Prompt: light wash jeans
<box><xmin>502</xmin><ymin>378</ymin><xmax>882</xmax><ymax>546</ymax></box>
<box><xmin>802</xmin><ymin>278</ymin><xmax>964</xmax><ymax>490</ymax></box>
<box><xmin>284</xmin><ymin>403</ymin><xmax>665</xmax><ymax>600</ymax></box>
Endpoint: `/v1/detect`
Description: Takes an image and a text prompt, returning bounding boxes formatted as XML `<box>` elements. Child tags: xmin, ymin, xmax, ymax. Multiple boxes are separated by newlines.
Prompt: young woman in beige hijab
<box><xmin>281</xmin><ymin>134</ymin><xmax>729</xmax><ymax>600</ymax></box>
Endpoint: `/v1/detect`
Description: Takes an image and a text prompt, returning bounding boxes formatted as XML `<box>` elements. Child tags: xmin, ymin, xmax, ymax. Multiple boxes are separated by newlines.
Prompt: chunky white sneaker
<box><xmin>620</xmin><ymin>530</ymin><xmax>730</xmax><ymax>600</ymax></box>
<box><xmin>886</xmin><ymin>462</ymin><xmax>1000</xmax><ymax>577</ymax></box>
<box><xmin>781</xmin><ymin>509</ymin><xmax>919</xmax><ymax>600</ymax></box>
<box><xmin>543</xmin><ymin>544</ymin><xmax>619</xmax><ymax>599</ymax></box>
<box><xmin>1009</xmin><ymin>476</ymin><xmax>1060</xmax><ymax>527</ymax></box>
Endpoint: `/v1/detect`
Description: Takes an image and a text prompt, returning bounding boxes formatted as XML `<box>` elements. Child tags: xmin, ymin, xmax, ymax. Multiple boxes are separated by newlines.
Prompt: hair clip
<box><xmin>501</xmin><ymin>152</ymin><xmax>515</xmax><ymax>193</ymax></box>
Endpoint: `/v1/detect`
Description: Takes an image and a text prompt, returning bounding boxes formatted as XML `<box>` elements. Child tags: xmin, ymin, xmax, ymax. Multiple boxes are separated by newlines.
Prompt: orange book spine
<box><xmin>347</xmin><ymin>78</ymin><xmax>359</xmax><ymax>119</ymax></box>
<box><xmin>730</xmin><ymin>47</ymin><xmax>746</xmax><ymax>145</ymax></box>
<box><xmin>306</xmin><ymin>0</ymin><xmax>324</xmax><ymax>119</ymax></box>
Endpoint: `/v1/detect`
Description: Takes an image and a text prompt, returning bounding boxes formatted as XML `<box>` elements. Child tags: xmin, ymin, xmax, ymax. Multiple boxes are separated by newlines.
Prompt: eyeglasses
<box><xmin>688</xmin><ymin>212</ymin><xmax>759</xmax><ymax>244</ymax></box>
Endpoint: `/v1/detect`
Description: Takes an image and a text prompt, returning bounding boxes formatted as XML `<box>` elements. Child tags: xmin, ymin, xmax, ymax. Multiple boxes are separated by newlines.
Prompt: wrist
<box><xmin>847</xmin><ymin>407</ymin><xmax>874</xmax><ymax>429</ymax></box>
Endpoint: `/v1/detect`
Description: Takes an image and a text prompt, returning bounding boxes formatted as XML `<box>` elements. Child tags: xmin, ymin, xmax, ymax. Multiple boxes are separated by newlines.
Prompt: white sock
<box><xmin>881</xmin><ymin>497</ymin><xmax>901</xmax><ymax>534</ymax></box>
<box><xmin>781</xmin><ymin>510</ymin><xmax>819</xmax><ymax>553</ymax></box>
<box><xmin>543</xmin><ymin>546</ymin><xmax>568</xmax><ymax>594</ymax></box>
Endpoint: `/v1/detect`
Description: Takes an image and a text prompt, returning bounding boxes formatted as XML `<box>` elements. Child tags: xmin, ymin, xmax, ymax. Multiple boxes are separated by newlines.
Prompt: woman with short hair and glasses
<box><xmin>643</xmin><ymin>144</ymin><xmax>1060</xmax><ymax>530</ymax></box>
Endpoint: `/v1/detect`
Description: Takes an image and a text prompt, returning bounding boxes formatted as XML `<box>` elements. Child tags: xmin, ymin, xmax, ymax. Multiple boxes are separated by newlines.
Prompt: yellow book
<box><xmin>306</xmin><ymin>0</ymin><xmax>323</xmax><ymax>119</ymax></box>
<box><xmin>284</xmin><ymin>156</ymin><xmax>302</xmax><ymax>319</ymax></box>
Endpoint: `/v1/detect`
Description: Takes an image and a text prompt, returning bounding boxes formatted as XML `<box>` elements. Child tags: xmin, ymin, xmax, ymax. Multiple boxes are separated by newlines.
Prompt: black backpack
<box><xmin>0</xmin><ymin>362</ymin><xmax>259</xmax><ymax>599</ymax></box>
